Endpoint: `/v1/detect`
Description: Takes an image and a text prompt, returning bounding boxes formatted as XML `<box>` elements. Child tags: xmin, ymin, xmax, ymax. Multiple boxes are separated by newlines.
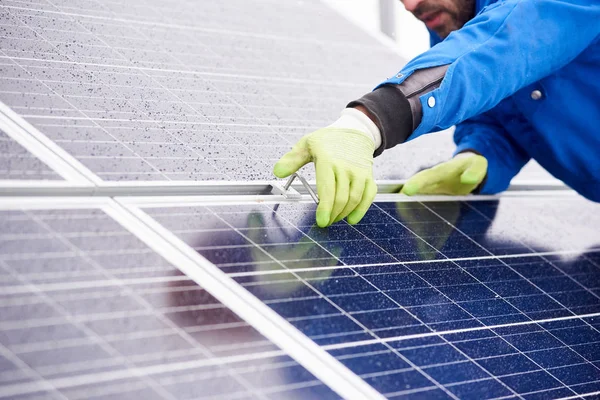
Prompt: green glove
<box><xmin>401</xmin><ymin>153</ymin><xmax>488</xmax><ymax>196</ymax></box>
<box><xmin>273</xmin><ymin>118</ymin><xmax>378</xmax><ymax>227</ymax></box>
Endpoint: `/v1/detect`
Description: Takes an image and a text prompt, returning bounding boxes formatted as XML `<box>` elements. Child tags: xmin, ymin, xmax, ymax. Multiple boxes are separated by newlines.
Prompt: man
<box><xmin>273</xmin><ymin>0</ymin><xmax>600</xmax><ymax>228</ymax></box>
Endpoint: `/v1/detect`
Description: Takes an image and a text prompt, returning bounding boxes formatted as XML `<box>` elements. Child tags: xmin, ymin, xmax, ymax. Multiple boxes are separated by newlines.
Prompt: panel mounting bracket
<box><xmin>271</xmin><ymin>173</ymin><xmax>319</xmax><ymax>204</ymax></box>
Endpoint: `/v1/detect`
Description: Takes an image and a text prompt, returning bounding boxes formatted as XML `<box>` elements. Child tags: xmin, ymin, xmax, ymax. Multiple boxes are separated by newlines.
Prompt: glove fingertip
<box><xmin>316</xmin><ymin>210</ymin><xmax>331</xmax><ymax>228</ymax></box>
<box><xmin>346</xmin><ymin>213</ymin><xmax>359</xmax><ymax>225</ymax></box>
<box><xmin>273</xmin><ymin>162</ymin><xmax>292</xmax><ymax>178</ymax></box>
<box><xmin>346</xmin><ymin>209</ymin><xmax>366</xmax><ymax>225</ymax></box>
<box><xmin>401</xmin><ymin>182</ymin><xmax>419</xmax><ymax>196</ymax></box>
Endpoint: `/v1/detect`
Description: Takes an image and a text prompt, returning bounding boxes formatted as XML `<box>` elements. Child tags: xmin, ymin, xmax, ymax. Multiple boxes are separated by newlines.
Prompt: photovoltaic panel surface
<box><xmin>0</xmin><ymin>206</ymin><xmax>339</xmax><ymax>399</ymax></box>
<box><xmin>0</xmin><ymin>127</ymin><xmax>62</xmax><ymax>180</ymax></box>
<box><xmin>139</xmin><ymin>196</ymin><xmax>600</xmax><ymax>398</ymax></box>
<box><xmin>0</xmin><ymin>0</ymin><xmax>417</xmax><ymax>182</ymax></box>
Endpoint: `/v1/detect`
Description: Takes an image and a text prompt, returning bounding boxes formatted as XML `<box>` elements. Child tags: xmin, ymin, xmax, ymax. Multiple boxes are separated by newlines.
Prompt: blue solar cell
<box><xmin>409</xmin><ymin>303</ymin><xmax>473</xmax><ymax>324</ymax></box>
<box><xmin>290</xmin><ymin>315</ymin><xmax>365</xmax><ymax>341</ymax></box>
<box><xmin>330</xmin><ymin>292</ymin><xmax>399</xmax><ymax>313</ymax></box>
<box><xmin>447</xmin><ymin>378</ymin><xmax>514</xmax><ymax>399</ymax></box>
<box><xmin>487</xmin><ymin>280</ymin><xmax>542</xmax><ymax>297</ymax></box>
<box><xmin>386</xmin><ymin>287</ymin><xmax>451</xmax><ymax>307</ymax></box>
<box><xmin>338</xmin><ymin>350</ymin><xmax>411</xmax><ymax>375</ymax></box>
<box><xmin>457</xmin><ymin>297</ymin><xmax>519</xmax><ymax>317</ymax></box>
<box><xmin>547</xmin><ymin>325</ymin><xmax>600</xmax><ymax>345</ymax></box>
<box><xmin>503</xmin><ymin>330</ymin><xmax>565</xmax><ymax>352</ymax></box>
<box><xmin>453</xmin><ymin>337</ymin><xmax>517</xmax><ymax>358</ymax></box>
<box><xmin>364</xmin><ymin>271</ymin><xmax>429</xmax><ymax>290</ymax></box>
<box><xmin>522</xmin><ymin>387</ymin><xmax>577</xmax><ymax>399</ymax></box>
<box><xmin>573</xmin><ymin>342</ymin><xmax>600</xmax><ymax>362</ymax></box>
<box><xmin>390</xmin><ymin>388</ymin><xmax>455</xmax><ymax>399</ymax></box>
<box><xmin>500</xmin><ymin>370</ymin><xmax>564</xmax><ymax>393</ymax></box>
<box><xmin>363</xmin><ymin>369</ymin><xmax>434</xmax><ymax>395</ymax></box>
<box><xmin>528</xmin><ymin>347</ymin><xmax>587</xmax><ymax>368</ymax></box>
<box><xmin>424</xmin><ymin>361</ymin><xmax>489</xmax><ymax>384</ymax></box>
<box><xmin>352</xmin><ymin>309</ymin><xmax>422</xmax><ymax>331</ymax></box>
<box><xmin>572</xmin><ymin>379</ymin><xmax>600</xmax><ymax>395</ymax></box>
<box><xmin>415</xmin><ymin>267</ymin><xmax>479</xmax><ymax>286</ymax></box>
<box><xmin>270</xmin><ymin>298</ymin><xmax>340</xmax><ymax>319</ymax></box>
<box><xmin>400</xmin><ymin>343</ymin><xmax>467</xmax><ymax>366</ymax></box>
<box><xmin>476</xmin><ymin>354</ymin><xmax>539</xmax><ymax>375</ymax></box>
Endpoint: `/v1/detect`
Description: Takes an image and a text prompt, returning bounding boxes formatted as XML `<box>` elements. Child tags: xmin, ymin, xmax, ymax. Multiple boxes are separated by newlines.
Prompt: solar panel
<box><xmin>0</xmin><ymin>0</ymin><xmax>593</xmax><ymax>398</ymax></box>
<box><xmin>132</xmin><ymin>196</ymin><xmax>600</xmax><ymax>398</ymax></box>
<box><xmin>0</xmin><ymin>0</ymin><xmax>414</xmax><ymax>182</ymax></box>
<box><xmin>0</xmin><ymin>201</ymin><xmax>354</xmax><ymax>399</ymax></box>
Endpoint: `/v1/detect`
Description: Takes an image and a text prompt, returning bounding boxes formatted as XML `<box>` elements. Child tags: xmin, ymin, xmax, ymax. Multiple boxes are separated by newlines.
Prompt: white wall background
<box><xmin>325</xmin><ymin>0</ymin><xmax>430</xmax><ymax>60</ymax></box>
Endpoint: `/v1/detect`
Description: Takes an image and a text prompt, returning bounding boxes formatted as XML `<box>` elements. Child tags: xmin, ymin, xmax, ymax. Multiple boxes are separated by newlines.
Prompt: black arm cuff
<box><xmin>347</xmin><ymin>85</ymin><xmax>412</xmax><ymax>157</ymax></box>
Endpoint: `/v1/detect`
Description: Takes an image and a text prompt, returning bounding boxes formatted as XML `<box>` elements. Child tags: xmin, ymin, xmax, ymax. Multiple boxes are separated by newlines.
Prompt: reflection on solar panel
<box><xmin>0</xmin><ymin>204</ymin><xmax>342</xmax><ymax>399</ymax></box>
<box><xmin>137</xmin><ymin>197</ymin><xmax>600</xmax><ymax>398</ymax></box>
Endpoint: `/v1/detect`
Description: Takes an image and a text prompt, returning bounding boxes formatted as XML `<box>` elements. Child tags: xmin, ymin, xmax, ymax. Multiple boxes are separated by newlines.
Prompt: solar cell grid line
<box><xmin>0</xmin><ymin>203</ymin><xmax>346</xmax><ymax>400</ymax></box>
<box><xmin>136</xmin><ymin>198</ymin><xmax>600</xmax><ymax>398</ymax></box>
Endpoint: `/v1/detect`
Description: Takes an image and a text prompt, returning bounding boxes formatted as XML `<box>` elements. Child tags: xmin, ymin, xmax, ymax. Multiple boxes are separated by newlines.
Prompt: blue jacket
<box><xmin>378</xmin><ymin>0</ymin><xmax>600</xmax><ymax>200</ymax></box>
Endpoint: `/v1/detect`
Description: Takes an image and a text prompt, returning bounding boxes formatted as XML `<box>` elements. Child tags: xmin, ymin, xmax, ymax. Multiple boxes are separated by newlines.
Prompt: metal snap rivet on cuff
<box><xmin>530</xmin><ymin>90</ymin><xmax>543</xmax><ymax>100</ymax></box>
<box><xmin>427</xmin><ymin>96</ymin><xmax>436</xmax><ymax>108</ymax></box>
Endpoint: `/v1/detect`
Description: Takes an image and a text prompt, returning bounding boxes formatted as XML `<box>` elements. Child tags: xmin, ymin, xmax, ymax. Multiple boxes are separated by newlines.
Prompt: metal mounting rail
<box><xmin>0</xmin><ymin>179</ymin><xmax>571</xmax><ymax>198</ymax></box>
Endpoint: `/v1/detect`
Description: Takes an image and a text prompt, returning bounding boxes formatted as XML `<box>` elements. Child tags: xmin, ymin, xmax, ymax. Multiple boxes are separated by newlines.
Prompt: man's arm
<box><xmin>454</xmin><ymin>112</ymin><xmax>531</xmax><ymax>194</ymax></box>
<box><xmin>399</xmin><ymin>111</ymin><xmax>529</xmax><ymax>196</ymax></box>
<box><xmin>350</xmin><ymin>0</ymin><xmax>600</xmax><ymax>152</ymax></box>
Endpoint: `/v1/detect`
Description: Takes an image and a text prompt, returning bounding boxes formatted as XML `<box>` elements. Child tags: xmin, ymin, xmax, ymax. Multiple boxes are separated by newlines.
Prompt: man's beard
<box><xmin>413</xmin><ymin>0</ymin><xmax>476</xmax><ymax>38</ymax></box>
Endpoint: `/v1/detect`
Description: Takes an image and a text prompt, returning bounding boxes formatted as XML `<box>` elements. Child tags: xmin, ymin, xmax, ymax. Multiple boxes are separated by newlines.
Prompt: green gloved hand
<box><xmin>273</xmin><ymin>109</ymin><xmax>379</xmax><ymax>228</ymax></box>
<box><xmin>401</xmin><ymin>152</ymin><xmax>488</xmax><ymax>196</ymax></box>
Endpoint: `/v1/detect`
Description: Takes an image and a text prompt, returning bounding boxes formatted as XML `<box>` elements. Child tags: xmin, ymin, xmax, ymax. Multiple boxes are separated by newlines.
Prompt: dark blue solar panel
<box><xmin>143</xmin><ymin>197</ymin><xmax>600</xmax><ymax>398</ymax></box>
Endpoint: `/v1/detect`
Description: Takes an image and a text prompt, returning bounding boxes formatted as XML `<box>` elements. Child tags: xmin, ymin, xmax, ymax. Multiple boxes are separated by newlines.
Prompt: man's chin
<box><xmin>433</xmin><ymin>24</ymin><xmax>456</xmax><ymax>39</ymax></box>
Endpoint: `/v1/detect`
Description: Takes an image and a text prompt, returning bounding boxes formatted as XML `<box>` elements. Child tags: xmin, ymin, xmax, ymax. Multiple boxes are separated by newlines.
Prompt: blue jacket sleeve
<box><xmin>454</xmin><ymin>112</ymin><xmax>530</xmax><ymax>193</ymax></box>
<box><xmin>379</xmin><ymin>0</ymin><xmax>600</xmax><ymax>139</ymax></box>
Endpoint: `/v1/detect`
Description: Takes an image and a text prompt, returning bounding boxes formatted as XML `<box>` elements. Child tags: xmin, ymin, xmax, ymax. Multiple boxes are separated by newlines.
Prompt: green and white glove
<box><xmin>401</xmin><ymin>152</ymin><xmax>488</xmax><ymax>196</ymax></box>
<box><xmin>273</xmin><ymin>108</ymin><xmax>380</xmax><ymax>228</ymax></box>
